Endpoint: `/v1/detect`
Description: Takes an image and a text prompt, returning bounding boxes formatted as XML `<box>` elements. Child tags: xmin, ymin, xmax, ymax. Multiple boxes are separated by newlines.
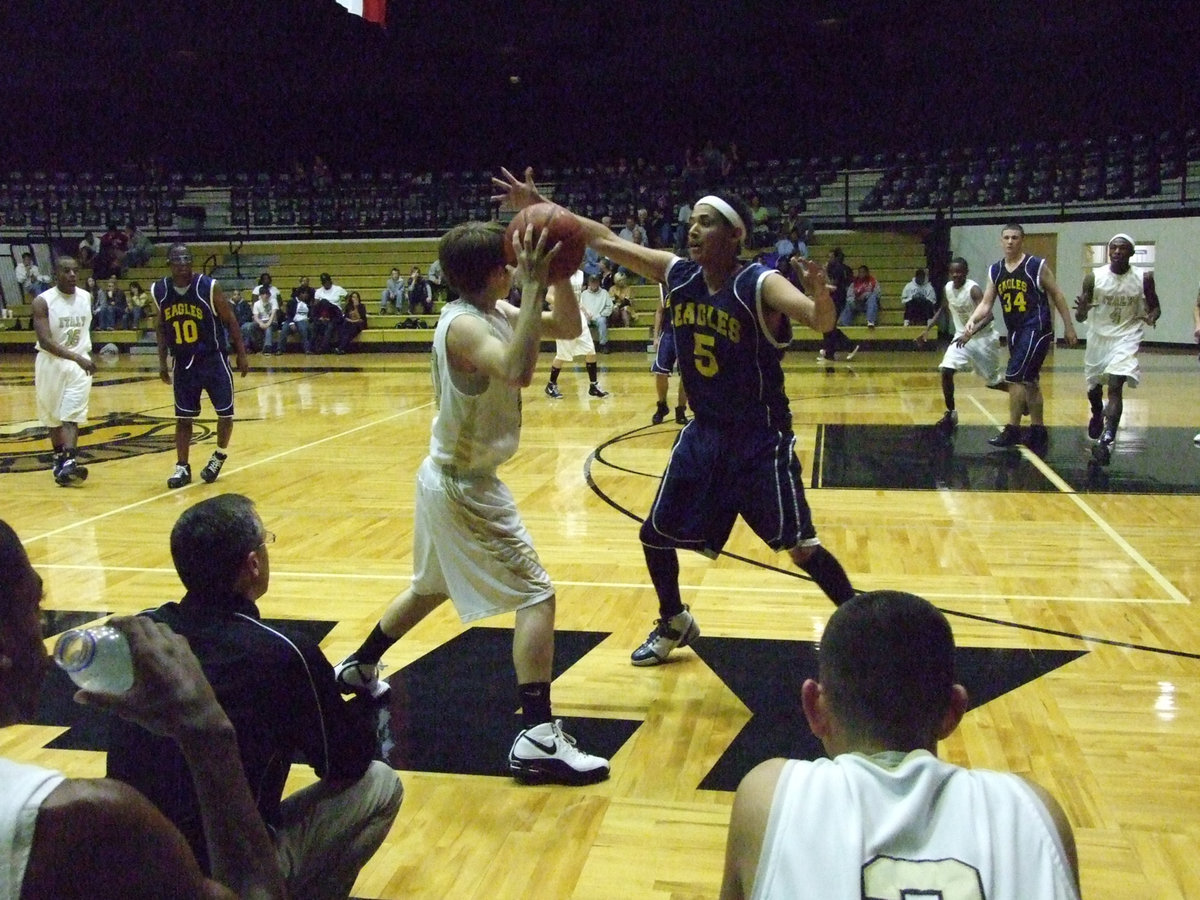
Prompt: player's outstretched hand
<box><xmin>789</xmin><ymin>255</ymin><xmax>831</xmax><ymax>299</ymax></box>
<box><xmin>491</xmin><ymin>167</ymin><xmax>546</xmax><ymax>211</ymax></box>
<box><xmin>76</xmin><ymin>615</ymin><xmax>231</xmax><ymax>742</ymax></box>
<box><xmin>510</xmin><ymin>215</ymin><xmax>560</xmax><ymax>290</ymax></box>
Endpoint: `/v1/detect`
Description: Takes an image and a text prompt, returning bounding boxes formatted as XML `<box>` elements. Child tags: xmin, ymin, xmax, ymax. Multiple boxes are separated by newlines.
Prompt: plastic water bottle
<box><xmin>53</xmin><ymin>625</ymin><xmax>135</xmax><ymax>694</ymax></box>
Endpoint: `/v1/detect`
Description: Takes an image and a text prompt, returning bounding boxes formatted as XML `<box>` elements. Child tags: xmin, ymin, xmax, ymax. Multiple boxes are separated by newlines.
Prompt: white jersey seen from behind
<box><xmin>751</xmin><ymin>750</ymin><xmax>1079</xmax><ymax>900</ymax></box>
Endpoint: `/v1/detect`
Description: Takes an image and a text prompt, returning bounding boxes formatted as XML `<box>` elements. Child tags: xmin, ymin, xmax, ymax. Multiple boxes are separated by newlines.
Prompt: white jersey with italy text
<box><xmin>34</xmin><ymin>287</ymin><xmax>92</xmax><ymax>356</ymax></box>
<box><xmin>1087</xmin><ymin>264</ymin><xmax>1146</xmax><ymax>340</ymax></box>
<box><xmin>750</xmin><ymin>750</ymin><xmax>1079</xmax><ymax>900</ymax></box>
<box><xmin>944</xmin><ymin>278</ymin><xmax>990</xmax><ymax>335</ymax></box>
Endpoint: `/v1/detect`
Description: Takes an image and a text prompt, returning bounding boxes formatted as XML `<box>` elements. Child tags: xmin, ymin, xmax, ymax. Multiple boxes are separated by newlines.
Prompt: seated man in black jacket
<box><xmin>106</xmin><ymin>493</ymin><xmax>403</xmax><ymax>900</ymax></box>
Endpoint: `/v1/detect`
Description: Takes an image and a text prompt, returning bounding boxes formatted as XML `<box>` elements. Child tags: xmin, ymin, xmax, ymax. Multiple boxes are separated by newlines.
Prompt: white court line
<box><xmin>24</xmin><ymin>403</ymin><xmax>432</xmax><ymax>544</ymax></box>
<box><xmin>31</xmin><ymin>565</ymin><xmax>1184</xmax><ymax>605</ymax></box>
<box><xmin>968</xmin><ymin>395</ymin><xmax>1190</xmax><ymax>604</ymax></box>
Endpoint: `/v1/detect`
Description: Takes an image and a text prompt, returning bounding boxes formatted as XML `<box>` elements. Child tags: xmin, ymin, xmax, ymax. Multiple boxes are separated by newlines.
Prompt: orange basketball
<box><xmin>503</xmin><ymin>202</ymin><xmax>586</xmax><ymax>282</ymax></box>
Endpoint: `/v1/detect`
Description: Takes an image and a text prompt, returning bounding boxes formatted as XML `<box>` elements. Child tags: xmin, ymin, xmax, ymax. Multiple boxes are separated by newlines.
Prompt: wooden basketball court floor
<box><xmin>2</xmin><ymin>343</ymin><xmax>1199</xmax><ymax>899</ymax></box>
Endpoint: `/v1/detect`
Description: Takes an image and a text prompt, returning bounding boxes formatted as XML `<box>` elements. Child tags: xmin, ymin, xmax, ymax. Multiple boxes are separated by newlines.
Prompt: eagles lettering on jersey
<box><xmin>152</xmin><ymin>274</ymin><xmax>226</xmax><ymax>360</ymax></box>
<box><xmin>665</xmin><ymin>259</ymin><xmax>792</xmax><ymax>431</ymax></box>
<box><xmin>990</xmin><ymin>255</ymin><xmax>1051</xmax><ymax>333</ymax></box>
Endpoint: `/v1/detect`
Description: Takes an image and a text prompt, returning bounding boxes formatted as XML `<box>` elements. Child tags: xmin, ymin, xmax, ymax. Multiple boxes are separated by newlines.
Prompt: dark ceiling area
<box><xmin>3</xmin><ymin>0</ymin><xmax>1196</xmax><ymax>174</ymax></box>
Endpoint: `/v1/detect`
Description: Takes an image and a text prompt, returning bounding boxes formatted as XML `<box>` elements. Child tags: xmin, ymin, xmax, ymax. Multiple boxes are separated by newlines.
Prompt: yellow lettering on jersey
<box><xmin>673</xmin><ymin>301</ymin><xmax>740</xmax><ymax>343</ymax></box>
<box><xmin>164</xmin><ymin>303</ymin><xmax>205</xmax><ymax>321</ymax></box>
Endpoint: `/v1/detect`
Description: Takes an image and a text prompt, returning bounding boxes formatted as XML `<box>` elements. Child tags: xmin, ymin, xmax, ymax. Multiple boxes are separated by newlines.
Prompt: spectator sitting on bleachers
<box><xmin>405</xmin><ymin>266</ymin><xmax>432</xmax><ymax>314</ymax></box>
<box><xmin>77</xmin><ymin>231</ymin><xmax>99</xmax><ymax>268</ymax></box>
<box><xmin>124</xmin><ymin>223</ymin><xmax>154</xmax><ymax>268</ymax></box>
<box><xmin>901</xmin><ymin>268</ymin><xmax>938</xmax><ymax>326</ymax></box>
<box><xmin>580</xmin><ymin>273</ymin><xmax>614</xmax><ymax>353</ymax></box>
<box><xmin>839</xmin><ymin>265</ymin><xmax>881</xmax><ymax>328</ymax></box>
<box><xmin>618</xmin><ymin>214</ymin><xmax>648</xmax><ymax>247</ymax></box>
<box><xmin>281</xmin><ymin>284</ymin><xmax>313</xmax><ymax>354</ymax></box>
<box><xmin>126</xmin><ymin>280</ymin><xmax>152</xmax><ymax>330</ymax></box>
<box><xmin>241</xmin><ymin>285</ymin><xmax>279</xmax><ymax>354</ymax></box>
<box><xmin>427</xmin><ymin>258</ymin><xmax>453</xmax><ymax>305</ymax></box>
<box><xmin>775</xmin><ymin>226</ymin><xmax>807</xmax><ymax>261</ymax></box>
<box><xmin>255</xmin><ymin>272</ymin><xmax>282</xmax><ymax>307</ymax></box>
<box><xmin>104</xmin><ymin>277</ymin><xmax>127</xmax><ymax>331</ymax></box>
<box><xmin>88</xmin><ymin>276</ymin><xmax>112</xmax><ymax>330</ymax></box>
<box><xmin>748</xmin><ymin>193</ymin><xmax>773</xmax><ymax>249</ymax></box>
<box><xmin>15</xmin><ymin>252</ymin><xmax>52</xmax><ymax>299</ymax></box>
<box><xmin>609</xmin><ymin>272</ymin><xmax>638</xmax><ymax>327</ymax></box>
<box><xmin>336</xmin><ymin>291</ymin><xmax>368</xmax><ymax>354</ymax></box>
<box><xmin>380</xmin><ymin>267</ymin><xmax>404</xmax><ymax>314</ymax></box>
<box><xmin>95</xmin><ymin>222</ymin><xmax>128</xmax><ymax>279</ymax></box>
<box><xmin>314</xmin><ymin>272</ymin><xmax>347</xmax><ymax>313</ymax></box>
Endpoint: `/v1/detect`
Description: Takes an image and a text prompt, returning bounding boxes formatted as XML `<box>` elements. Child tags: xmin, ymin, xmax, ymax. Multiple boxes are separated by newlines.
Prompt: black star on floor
<box><xmin>374</xmin><ymin>627</ymin><xmax>640</xmax><ymax>777</ymax></box>
<box><xmin>691</xmin><ymin>636</ymin><xmax>1087</xmax><ymax>792</ymax></box>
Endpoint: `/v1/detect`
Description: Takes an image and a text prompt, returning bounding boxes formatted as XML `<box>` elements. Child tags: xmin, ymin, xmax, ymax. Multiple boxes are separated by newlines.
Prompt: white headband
<box><xmin>696</xmin><ymin>195</ymin><xmax>746</xmax><ymax>240</ymax></box>
<box><xmin>1109</xmin><ymin>233</ymin><xmax>1135</xmax><ymax>248</ymax></box>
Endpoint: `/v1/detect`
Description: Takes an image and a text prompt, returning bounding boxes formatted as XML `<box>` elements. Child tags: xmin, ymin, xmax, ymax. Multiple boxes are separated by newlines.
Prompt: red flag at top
<box><xmin>335</xmin><ymin>0</ymin><xmax>386</xmax><ymax>26</ymax></box>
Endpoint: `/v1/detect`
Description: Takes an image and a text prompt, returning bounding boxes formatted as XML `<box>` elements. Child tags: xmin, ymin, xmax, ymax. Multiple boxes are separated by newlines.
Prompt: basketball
<box><xmin>504</xmin><ymin>202</ymin><xmax>586</xmax><ymax>282</ymax></box>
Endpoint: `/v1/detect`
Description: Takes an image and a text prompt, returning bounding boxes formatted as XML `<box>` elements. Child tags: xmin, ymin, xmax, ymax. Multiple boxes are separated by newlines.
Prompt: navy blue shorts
<box><xmin>639</xmin><ymin>420</ymin><xmax>818</xmax><ymax>557</ymax></box>
<box><xmin>650</xmin><ymin>329</ymin><xmax>678</xmax><ymax>376</ymax></box>
<box><xmin>1004</xmin><ymin>325</ymin><xmax>1053</xmax><ymax>384</ymax></box>
<box><xmin>173</xmin><ymin>352</ymin><xmax>235</xmax><ymax>417</ymax></box>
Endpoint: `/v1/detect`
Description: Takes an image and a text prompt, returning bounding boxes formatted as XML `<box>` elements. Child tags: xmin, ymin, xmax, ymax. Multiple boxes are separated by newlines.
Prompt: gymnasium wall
<box><xmin>950</xmin><ymin>216</ymin><xmax>1200</xmax><ymax>345</ymax></box>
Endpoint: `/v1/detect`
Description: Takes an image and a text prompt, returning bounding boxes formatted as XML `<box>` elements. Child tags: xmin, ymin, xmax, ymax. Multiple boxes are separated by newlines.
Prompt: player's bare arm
<box><xmin>1038</xmin><ymin>264</ymin><xmax>1079</xmax><ymax>345</ymax></box>
<box><xmin>155</xmin><ymin>312</ymin><xmax>172</xmax><ymax>384</ymax></box>
<box><xmin>492</xmin><ymin>165</ymin><xmax>674</xmax><ymax>284</ymax></box>
<box><xmin>31</xmin><ymin>295</ymin><xmax>97</xmax><ymax>375</ymax></box>
<box><xmin>760</xmin><ymin>257</ymin><xmax>834</xmax><ymax>333</ymax></box>
<box><xmin>916</xmin><ymin>298</ymin><xmax>947</xmax><ymax>344</ymax></box>
<box><xmin>719</xmin><ymin>758</ymin><xmax>785</xmax><ymax>900</ymax></box>
<box><xmin>212</xmin><ymin>284</ymin><xmax>249</xmax><ymax>376</ymax></box>
<box><xmin>543</xmin><ymin>278</ymin><xmax>583</xmax><ymax>340</ymax></box>
<box><xmin>961</xmin><ymin>281</ymin><xmax>997</xmax><ymax>340</ymax></box>
<box><xmin>1075</xmin><ymin>271</ymin><xmax>1095</xmax><ymax>323</ymax></box>
<box><xmin>1144</xmin><ymin>272</ymin><xmax>1160</xmax><ymax>325</ymax></box>
<box><xmin>76</xmin><ymin>616</ymin><xmax>286</xmax><ymax>900</ymax></box>
<box><xmin>449</xmin><ymin>222</ymin><xmax>554</xmax><ymax>386</ymax></box>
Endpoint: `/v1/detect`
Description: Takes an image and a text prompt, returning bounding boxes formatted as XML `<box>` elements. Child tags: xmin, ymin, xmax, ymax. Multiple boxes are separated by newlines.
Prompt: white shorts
<box><xmin>554</xmin><ymin>327</ymin><xmax>596</xmax><ymax>362</ymax></box>
<box><xmin>1083</xmin><ymin>331</ymin><xmax>1141</xmax><ymax>390</ymax></box>
<box><xmin>411</xmin><ymin>457</ymin><xmax>554</xmax><ymax>621</ymax></box>
<box><xmin>35</xmin><ymin>352</ymin><xmax>92</xmax><ymax>427</ymax></box>
<box><xmin>939</xmin><ymin>332</ymin><xmax>1003</xmax><ymax>386</ymax></box>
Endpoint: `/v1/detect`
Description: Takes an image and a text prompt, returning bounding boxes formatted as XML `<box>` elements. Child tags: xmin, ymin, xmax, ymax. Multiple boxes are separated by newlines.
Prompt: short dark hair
<box><xmin>438</xmin><ymin>221</ymin><xmax>506</xmax><ymax>295</ymax></box>
<box><xmin>950</xmin><ymin>256</ymin><xmax>969</xmax><ymax>269</ymax></box>
<box><xmin>818</xmin><ymin>591</ymin><xmax>956</xmax><ymax>749</ymax></box>
<box><xmin>170</xmin><ymin>494</ymin><xmax>263</xmax><ymax>598</ymax></box>
<box><xmin>1001</xmin><ymin>223</ymin><xmax>1025</xmax><ymax>236</ymax></box>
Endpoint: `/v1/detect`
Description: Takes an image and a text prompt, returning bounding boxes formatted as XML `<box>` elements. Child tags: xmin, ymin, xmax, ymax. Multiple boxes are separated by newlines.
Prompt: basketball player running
<box><xmin>650</xmin><ymin>292</ymin><xmax>689</xmax><ymax>425</ymax></box>
<box><xmin>719</xmin><ymin>591</ymin><xmax>1080</xmax><ymax>900</ymax></box>
<box><xmin>153</xmin><ymin>244</ymin><xmax>248</xmax><ymax>488</ymax></box>
<box><xmin>494</xmin><ymin>167</ymin><xmax>856</xmax><ymax>667</ymax></box>
<box><xmin>32</xmin><ymin>256</ymin><xmax>95</xmax><ymax>486</ymax></box>
<box><xmin>916</xmin><ymin>257</ymin><xmax>1007</xmax><ymax>430</ymax></box>
<box><xmin>335</xmin><ymin>220</ymin><xmax>610</xmax><ymax>786</ymax></box>
<box><xmin>1074</xmin><ymin>233</ymin><xmax>1159</xmax><ymax>464</ymax></box>
<box><xmin>961</xmin><ymin>224</ymin><xmax>1078</xmax><ymax>449</ymax></box>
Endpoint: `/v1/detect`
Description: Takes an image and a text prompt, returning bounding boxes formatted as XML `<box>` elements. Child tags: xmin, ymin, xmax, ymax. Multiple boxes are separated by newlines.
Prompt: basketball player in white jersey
<box><xmin>1075</xmin><ymin>233</ymin><xmax>1159</xmax><ymax>464</ymax></box>
<box><xmin>916</xmin><ymin>257</ymin><xmax>1006</xmax><ymax>430</ymax></box>
<box><xmin>31</xmin><ymin>256</ymin><xmax>95</xmax><ymax>486</ymax></box>
<box><xmin>335</xmin><ymin>220</ymin><xmax>610</xmax><ymax>785</ymax></box>
<box><xmin>545</xmin><ymin>267</ymin><xmax>609</xmax><ymax>399</ymax></box>
<box><xmin>720</xmin><ymin>591</ymin><xmax>1080</xmax><ymax>900</ymax></box>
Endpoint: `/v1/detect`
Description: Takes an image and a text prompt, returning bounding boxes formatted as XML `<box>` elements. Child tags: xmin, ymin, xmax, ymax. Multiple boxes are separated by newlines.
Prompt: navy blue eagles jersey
<box><xmin>664</xmin><ymin>258</ymin><xmax>793</xmax><ymax>431</ymax></box>
<box><xmin>989</xmin><ymin>255</ymin><xmax>1051</xmax><ymax>333</ymax></box>
<box><xmin>152</xmin><ymin>274</ymin><xmax>227</xmax><ymax>362</ymax></box>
